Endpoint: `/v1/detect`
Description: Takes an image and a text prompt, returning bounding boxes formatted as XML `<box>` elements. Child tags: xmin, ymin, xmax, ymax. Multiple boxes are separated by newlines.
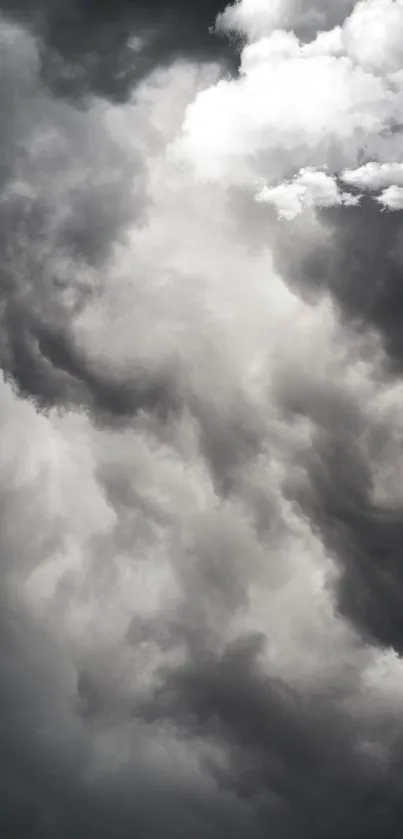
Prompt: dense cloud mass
<box><xmin>3</xmin><ymin>1</ymin><xmax>403</xmax><ymax>838</ymax></box>
<box><xmin>0</xmin><ymin>0</ymin><xmax>234</xmax><ymax>100</ymax></box>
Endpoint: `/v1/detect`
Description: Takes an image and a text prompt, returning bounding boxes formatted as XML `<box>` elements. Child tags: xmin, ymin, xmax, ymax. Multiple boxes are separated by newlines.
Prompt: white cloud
<box><xmin>343</xmin><ymin>0</ymin><xmax>403</xmax><ymax>74</ymax></box>
<box><xmin>175</xmin><ymin>46</ymin><xmax>394</xmax><ymax>185</ymax></box>
<box><xmin>256</xmin><ymin>168</ymin><xmax>360</xmax><ymax>218</ymax></box>
<box><xmin>216</xmin><ymin>0</ymin><xmax>287</xmax><ymax>40</ymax></box>
<box><xmin>216</xmin><ymin>0</ymin><xmax>356</xmax><ymax>41</ymax></box>
<box><xmin>376</xmin><ymin>183</ymin><xmax>403</xmax><ymax>209</ymax></box>
<box><xmin>173</xmin><ymin>0</ymin><xmax>403</xmax><ymax>222</ymax></box>
<box><xmin>342</xmin><ymin>160</ymin><xmax>403</xmax><ymax>189</ymax></box>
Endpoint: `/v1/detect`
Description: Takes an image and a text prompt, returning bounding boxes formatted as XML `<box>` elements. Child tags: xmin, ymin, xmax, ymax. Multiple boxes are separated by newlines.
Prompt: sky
<box><xmin>3</xmin><ymin>1</ymin><xmax>403</xmax><ymax>837</ymax></box>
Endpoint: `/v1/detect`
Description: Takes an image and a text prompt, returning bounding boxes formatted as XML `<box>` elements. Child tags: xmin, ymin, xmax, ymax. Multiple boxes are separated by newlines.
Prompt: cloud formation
<box><xmin>177</xmin><ymin>0</ymin><xmax>403</xmax><ymax>205</ymax></box>
<box><xmin>3</xmin><ymin>2</ymin><xmax>403</xmax><ymax>839</ymax></box>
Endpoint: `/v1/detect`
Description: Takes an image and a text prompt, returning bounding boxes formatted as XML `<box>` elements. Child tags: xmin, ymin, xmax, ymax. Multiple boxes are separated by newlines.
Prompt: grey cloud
<box><xmin>271</xmin><ymin>196</ymin><xmax>403</xmax><ymax>367</ymax></box>
<box><xmin>266</xmin><ymin>294</ymin><xmax>403</xmax><ymax>652</ymax></box>
<box><xmin>4</xmin><ymin>3</ymin><xmax>403</xmax><ymax>839</ymax></box>
<box><xmin>0</xmin><ymin>18</ymin><xmax>152</xmax><ymax>412</ymax></box>
<box><xmin>136</xmin><ymin>635</ymin><xmax>403</xmax><ymax>839</ymax></box>
<box><xmin>0</xmin><ymin>0</ymin><xmax>235</xmax><ymax>101</ymax></box>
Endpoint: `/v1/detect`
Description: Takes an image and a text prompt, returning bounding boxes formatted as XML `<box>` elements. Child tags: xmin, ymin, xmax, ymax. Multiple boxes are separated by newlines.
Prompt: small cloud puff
<box><xmin>256</xmin><ymin>168</ymin><xmax>360</xmax><ymax>219</ymax></box>
<box><xmin>376</xmin><ymin>184</ymin><xmax>403</xmax><ymax>210</ymax></box>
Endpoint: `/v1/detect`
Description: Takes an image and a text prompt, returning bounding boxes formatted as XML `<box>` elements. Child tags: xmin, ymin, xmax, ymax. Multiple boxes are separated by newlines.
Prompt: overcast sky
<box><xmin>2</xmin><ymin>1</ymin><xmax>403</xmax><ymax>838</ymax></box>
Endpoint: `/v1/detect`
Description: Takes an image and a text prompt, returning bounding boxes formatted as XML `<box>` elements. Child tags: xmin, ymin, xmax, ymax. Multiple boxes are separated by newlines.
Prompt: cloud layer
<box><xmin>3</xmin><ymin>2</ymin><xmax>403</xmax><ymax>839</ymax></box>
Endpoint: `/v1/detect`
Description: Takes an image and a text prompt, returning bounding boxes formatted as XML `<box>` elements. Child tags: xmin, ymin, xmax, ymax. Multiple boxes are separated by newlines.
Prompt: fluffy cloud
<box><xmin>342</xmin><ymin>161</ymin><xmax>403</xmax><ymax>190</ymax></box>
<box><xmin>343</xmin><ymin>0</ymin><xmax>403</xmax><ymax>73</ymax></box>
<box><xmin>175</xmin><ymin>32</ymin><xmax>395</xmax><ymax>185</ymax></box>
<box><xmin>176</xmin><ymin>0</ymin><xmax>403</xmax><ymax>218</ymax></box>
<box><xmin>216</xmin><ymin>0</ymin><xmax>356</xmax><ymax>40</ymax></box>
<box><xmin>256</xmin><ymin>168</ymin><xmax>360</xmax><ymax>219</ymax></box>
<box><xmin>376</xmin><ymin>184</ymin><xmax>403</xmax><ymax>209</ymax></box>
<box><xmin>342</xmin><ymin>161</ymin><xmax>403</xmax><ymax>210</ymax></box>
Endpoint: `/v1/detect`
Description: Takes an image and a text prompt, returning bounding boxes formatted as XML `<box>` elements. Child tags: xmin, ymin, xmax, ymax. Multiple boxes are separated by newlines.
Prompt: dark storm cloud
<box><xmin>106</xmin><ymin>633</ymin><xmax>403</xmax><ymax>839</ymax></box>
<box><xmin>0</xmin><ymin>0</ymin><xmax>235</xmax><ymax>100</ymax></box>
<box><xmin>0</xmin><ymin>17</ymin><xmax>155</xmax><ymax>412</ymax></box>
<box><xmin>0</xmin><ymin>13</ymin><xmax>229</xmax><ymax>419</ymax></box>
<box><xmin>291</xmin><ymin>413</ymin><xmax>403</xmax><ymax>654</ymax></box>
<box><xmin>272</xmin><ymin>196</ymin><xmax>403</xmax><ymax>367</ymax></box>
<box><xmin>265</xmin><ymin>195</ymin><xmax>403</xmax><ymax>653</ymax></box>
<box><xmin>180</xmin><ymin>0</ymin><xmax>403</xmax><ymax>663</ymax></box>
<box><xmin>4</xmin><ymin>2</ymin><xmax>403</xmax><ymax>839</ymax></box>
<box><xmin>0</xmin><ymin>582</ymin><xmax>399</xmax><ymax>839</ymax></box>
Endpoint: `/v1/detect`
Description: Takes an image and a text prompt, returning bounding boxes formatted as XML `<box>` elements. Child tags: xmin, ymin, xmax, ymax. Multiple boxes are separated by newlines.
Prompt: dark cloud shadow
<box><xmin>0</xmin><ymin>0</ymin><xmax>237</xmax><ymax>101</ymax></box>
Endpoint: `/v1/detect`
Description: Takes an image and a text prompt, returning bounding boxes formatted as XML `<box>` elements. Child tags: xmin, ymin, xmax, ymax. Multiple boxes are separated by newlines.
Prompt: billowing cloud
<box><xmin>4</xmin><ymin>2</ymin><xmax>403</xmax><ymax>839</ymax></box>
<box><xmin>175</xmin><ymin>0</ymin><xmax>403</xmax><ymax>216</ymax></box>
<box><xmin>343</xmin><ymin>0</ymin><xmax>403</xmax><ymax>73</ymax></box>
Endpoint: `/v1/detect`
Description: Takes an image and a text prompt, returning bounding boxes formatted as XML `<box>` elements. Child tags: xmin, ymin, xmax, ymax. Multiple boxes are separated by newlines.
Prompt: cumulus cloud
<box><xmin>376</xmin><ymin>184</ymin><xmax>403</xmax><ymax>209</ymax></box>
<box><xmin>343</xmin><ymin>0</ymin><xmax>403</xmax><ymax>73</ymax></box>
<box><xmin>175</xmin><ymin>0</ymin><xmax>403</xmax><ymax>217</ymax></box>
<box><xmin>342</xmin><ymin>162</ymin><xmax>403</xmax><ymax>210</ymax></box>
<box><xmin>256</xmin><ymin>168</ymin><xmax>360</xmax><ymax>219</ymax></box>
<box><xmin>4</xmin><ymin>2</ymin><xmax>403</xmax><ymax>839</ymax></box>
<box><xmin>342</xmin><ymin>161</ymin><xmax>403</xmax><ymax>190</ymax></box>
<box><xmin>175</xmin><ymin>27</ymin><xmax>394</xmax><ymax>185</ymax></box>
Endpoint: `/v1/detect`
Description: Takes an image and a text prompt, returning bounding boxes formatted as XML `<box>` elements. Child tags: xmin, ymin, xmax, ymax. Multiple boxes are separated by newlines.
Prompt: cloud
<box><xmin>0</xmin><ymin>0</ymin><xmax>234</xmax><ymax>100</ymax></box>
<box><xmin>376</xmin><ymin>184</ymin><xmax>403</xmax><ymax>209</ymax></box>
<box><xmin>175</xmin><ymin>0</ymin><xmax>403</xmax><ymax>220</ymax></box>
<box><xmin>216</xmin><ymin>0</ymin><xmax>356</xmax><ymax>41</ymax></box>
<box><xmin>256</xmin><ymin>168</ymin><xmax>360</xmax><ymax>219</ymax></box>
<box><xmin>4</xmin><ymin>2</ymin><xmax>403</xmax><ymax>839</ymax></box>
<box><xmin>343</xmin><ymin>0</ymin><xmax>403</xmax><ymax>73</ymax></box>
<box><xmin>172</xmin><ymin>0</ymin><xmax>403</xmax><ymax>360</ymax></box>
<box><xmin>342</xmin><ymin>161</ymin><xmax>403</xmax><ymax>190</ymax></box>
<box><xmin>0</xmin><ymin>17</ymin><xmax>218</xmax><ymax>413</ymax></box>
<box><xmin>175</xmin><ymin>29</ymin><xmax>392</xmax><ymax>185</ymax></box>
<box><xmin>341</xmin><ymin>162</ymin><xmax>403</xmax><ymax>210</ymax></box>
